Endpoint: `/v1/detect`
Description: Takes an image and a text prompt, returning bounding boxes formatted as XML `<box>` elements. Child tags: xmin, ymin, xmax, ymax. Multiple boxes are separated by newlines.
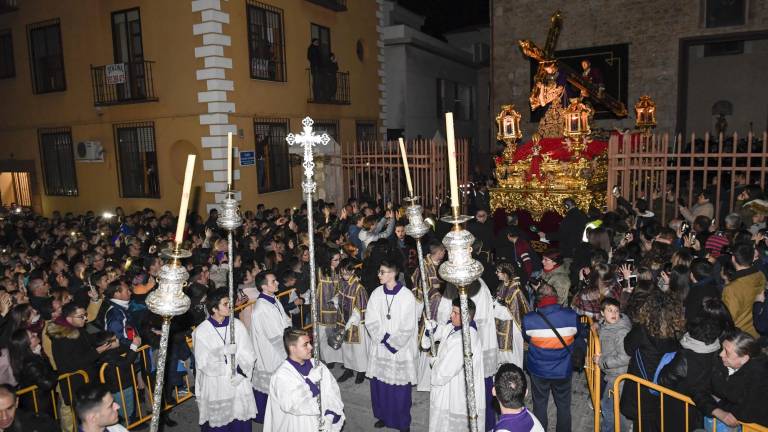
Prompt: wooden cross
<box><xmin>518</xmin><ymin>10</ymin><xmax>628</xmax><ymax>117</ymax></box>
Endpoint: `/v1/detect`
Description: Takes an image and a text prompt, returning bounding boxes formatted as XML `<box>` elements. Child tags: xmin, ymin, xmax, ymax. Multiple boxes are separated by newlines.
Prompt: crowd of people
<box><xmin>0</xmin><ymin>178</ymin><xmax>766</xmax><ymax>432</ymax></box>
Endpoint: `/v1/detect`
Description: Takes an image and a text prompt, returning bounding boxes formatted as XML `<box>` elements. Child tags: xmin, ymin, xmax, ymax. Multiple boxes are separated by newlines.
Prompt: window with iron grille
<box><xmin>114</xmin><ymin>122</ymin><xmax>160</xmax><ymax>198</ymax></box>
<box><xmin>254</xmin><ymin>118</ymin><xmax>291</xmax><ymax>193</ymax></box>
<box><xmin>246</xmin><ymin>1</ymin><xmax>286</xmax><ymax>81</ymax></box>
<box><xmin>0</xmin><ymin>30</ymin><xmax>14</xmax><ymax>79</ymax></box>
<box><xmin>38</xmin><ymin>127</ymin><xmax>78</xmax><ymax>196</ymax></box>
<box><xmin>27</xmin><ymin>19</ymin><xmax>66</xmax><ymax>93</ymax></box>
<box><xmin>356</xmin><ymin>121</ymin><xmax>377</xmax><ymax>142</ymax></box>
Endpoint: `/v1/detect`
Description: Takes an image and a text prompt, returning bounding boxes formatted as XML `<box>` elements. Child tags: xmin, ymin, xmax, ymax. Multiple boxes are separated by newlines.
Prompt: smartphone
<box><xmin>628</xmin><ymin>275</ymin><xmax>638</xmax><ymax>288</ymax></box>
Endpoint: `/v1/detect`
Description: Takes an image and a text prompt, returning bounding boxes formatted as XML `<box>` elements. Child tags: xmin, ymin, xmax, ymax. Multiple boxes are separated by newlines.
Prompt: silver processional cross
<box><xmin>286</xmin><ymin>116</ymin><xmax>331</xmax><ymax>194</ymax></box>
<box><xmin>286</xmin><ymin>116</ymin><xmax>329</xmax><ymax>428</ymax></box>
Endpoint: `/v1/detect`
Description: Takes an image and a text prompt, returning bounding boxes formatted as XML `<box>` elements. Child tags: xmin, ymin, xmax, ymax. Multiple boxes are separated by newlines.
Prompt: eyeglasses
<box><xmin>71</xmin><ymin>314</ymin><xmax>86</xmax><ymax>320</ymax></box>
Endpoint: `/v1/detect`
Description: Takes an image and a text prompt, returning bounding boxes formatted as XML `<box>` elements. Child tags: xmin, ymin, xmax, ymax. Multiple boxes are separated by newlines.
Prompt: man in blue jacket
<box><xmin>522</xmin><ymin>283</ymin><xmax>580</xmax><ymax>432</ymax></box>
<box><xmin>104</xmin><ymin>279</ymin><xmax>142</xmax><ymax>351</ymax></box>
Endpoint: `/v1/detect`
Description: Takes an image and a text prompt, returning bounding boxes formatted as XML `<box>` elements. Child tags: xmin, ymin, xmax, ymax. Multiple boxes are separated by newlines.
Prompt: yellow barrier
<box><xmin>232</xmin><ymin>288</ymin><xmax>312</xmax><ymax>331</ymax></box>
<box><xmin>98</xmin><ymin>344</ymin><xmax>195</xmax><ymax>430</ymax></box>
<box><xmin>612</xmin><ymin>373</ymin><xmax>768</xmax><ymax>432</ymax></box>
<box><xmin>15</xmin><ymin>384</ymin><xmax>41</xmax><ymax>414</ymax></box>
<box><xmin>16</xmin><ymin>349</ymin><xmax>195</xmax><ymax>432</ymax></box>
<box><xmin>582</xmin><ymin>316</ymin><xmax>602</xmax><ymax>432</ymax></box>
<box><xmin>135</xmin><ymin>344</ymin><xmax>194</xmax><ymax>414</ymax></box>
<box><xmin>15</xmin><ymin>371</ymin><xmax>88</xmax><ymax>429</ymax></box>
<box><xmin>17</xmin><ymin>294</ymin><xmax>313</xmax><ymax>431</ymax></box>
<box><xmin>54</xmin><ymin>370</ymin><xmax>90</xmax><ymax>432</ymax></box>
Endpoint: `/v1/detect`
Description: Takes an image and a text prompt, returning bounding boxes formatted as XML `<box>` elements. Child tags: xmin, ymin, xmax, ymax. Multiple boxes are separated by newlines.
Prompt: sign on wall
<box><xmin>239</xmin><ymin>151</ymin><xmax>255</xmax><ymax>166</ymax></box>
<box><xmin>105</xmin><ymin>63</ymin><xmax>126</xmax><ymax>85</ymax></box>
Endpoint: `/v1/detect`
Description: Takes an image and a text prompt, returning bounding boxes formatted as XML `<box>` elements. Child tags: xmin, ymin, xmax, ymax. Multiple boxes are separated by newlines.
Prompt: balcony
<box><xmin>0</xmin><ymin>0</ymin><xmax>18</xmax><ymax>13</ymax></box>
<box><xmin>90</xmin><ymin>61</ymin><xmax>158</xmax><ymax>106</ymax></box>
<box><xmin>307</xmin><ymin>69</ymin><xmax>350</xmax><ymax>105</ymax></box>
<box><xmin>305</xmin><ymin>0</ymin><xmax>346</xmax><ymax>12</ymax></box>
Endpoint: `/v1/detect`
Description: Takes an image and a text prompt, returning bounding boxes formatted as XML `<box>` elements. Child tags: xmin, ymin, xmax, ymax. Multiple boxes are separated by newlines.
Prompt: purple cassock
<box><xmin>493</xmin><ymin>409</ymin><xmax>538</xmax><ymax>431</ymax></box>
<box><xmin>370</xmin><ymin>378</ymin><xmax>412</xmax><ymax>430</ymax></box>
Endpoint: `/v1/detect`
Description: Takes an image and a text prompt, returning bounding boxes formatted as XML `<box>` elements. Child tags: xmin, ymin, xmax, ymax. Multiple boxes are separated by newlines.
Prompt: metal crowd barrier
<box><xmin>612</xmin><ymin>373</ymin><xmax>768</xmax><ymax>432</ymax></box>
<box><xmin>16</xmin><ymin>291</ymin><xmax>313</xmax><ymax>430</ymax></box>
<box><xmin>231</xmin><ymin>288</ymin><xmax>311</xmax><ymax>330</ymax></box>
<box><xmin>582</xmin><ymin>316</ymin><xmax>602</xmax><ymax>432</ymax></box>
<box><xmin>16</xmin><ymin>346</ymin><xmax>195</xmax><ymax>432</ymax></box>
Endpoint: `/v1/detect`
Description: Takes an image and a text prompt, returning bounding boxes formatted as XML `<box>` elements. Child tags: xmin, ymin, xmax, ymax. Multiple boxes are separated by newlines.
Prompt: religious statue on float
<box><xmin>529</xmin><ymin>59</ymin><xmax>571</xmax><ymax>139</ymax></box>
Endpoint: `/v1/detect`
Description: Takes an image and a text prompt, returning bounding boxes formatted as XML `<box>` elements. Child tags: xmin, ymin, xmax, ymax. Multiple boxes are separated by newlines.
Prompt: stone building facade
<box><xmin>491</xmin><ymin>0</ymin><xmax>768</xmax><ymax>134</ymax></box>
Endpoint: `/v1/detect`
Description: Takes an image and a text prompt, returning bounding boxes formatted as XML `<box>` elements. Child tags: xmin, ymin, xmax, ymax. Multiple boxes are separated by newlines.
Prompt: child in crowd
<box><xmin>593</xmin><ymin>297</ymin><xmax>631</xmax><ymax>432</ymax></box>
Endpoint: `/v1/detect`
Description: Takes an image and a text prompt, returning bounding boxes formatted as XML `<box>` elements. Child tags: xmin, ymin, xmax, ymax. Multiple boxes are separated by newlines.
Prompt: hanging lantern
<box><xmin>496</xmin><ymin>104</ymin><xmax>523</xmax><ymax>145</ymax></box>
<box><xmin>563</xmin><ymin>98</ymin><xmax>592</xmax><ymax>139</ymax></box>
<box><xmin>634</xmin><ymin>95</ymin><xmax>657</xmax><ymax>129</ymax></box>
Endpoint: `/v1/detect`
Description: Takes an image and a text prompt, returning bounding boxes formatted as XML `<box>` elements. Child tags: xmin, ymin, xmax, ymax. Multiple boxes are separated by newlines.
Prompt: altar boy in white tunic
<box><xmin>366</xmin><ymin>259</ymin><xmax>418</xmax><ymax>431</ymax></box>
<box><xmin>427</xmin><ymin>297</ymin><xmax>486</xmax><ymax>432</ymax></box>
<box><xmin>192</xmin><ymin>290</ymin><xmax>258</xmax><ymax>432</ymax></box>
<box><xmin>264</xmin><ymin>328</ymin><xmax>345</xmax><ymax>431</ymax></box>
<box><xmin>249</xmin><ymin>271</ymin><xmax>291</xmax><ymax>424</ymax></box>
<box><xmin>473</xmin><ymin>278</ymin><xmax>500</xmax><ymax>431</ymax></box>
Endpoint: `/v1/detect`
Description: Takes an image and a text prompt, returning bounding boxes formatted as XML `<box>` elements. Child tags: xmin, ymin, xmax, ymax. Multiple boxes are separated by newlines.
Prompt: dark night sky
<box><xmin>396</xmin><ymin>0</ymin><xmax>489</xmax><ymax>39</ymax></box>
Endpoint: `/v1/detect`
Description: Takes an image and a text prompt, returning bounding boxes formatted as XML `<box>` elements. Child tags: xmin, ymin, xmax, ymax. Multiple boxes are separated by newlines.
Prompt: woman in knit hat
<box><xmin>539</xmin><ymin>249</ymin><xmax>571</xmax><ymax>305</ymax></box>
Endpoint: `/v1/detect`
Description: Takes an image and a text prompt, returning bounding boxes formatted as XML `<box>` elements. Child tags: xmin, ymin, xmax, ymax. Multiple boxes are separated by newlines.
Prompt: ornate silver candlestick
<box><xmin>216</xmin><ymin>188</ymin><xmax>242</xmax><ymax>376</ymax></box>
<box><xmin>146</xmin><ymin>246</ymin><xmax>192</xmax><ymax>432</ymax></box>
<box><xmin>404</xmin><ymin>196</ymin><xmax>436</xmax><ymax>357</ymax></box>
<box><xmin>287</xmin><ymin>117</ymin><xmax>329</xmax><ymax>427</ymax></box>
<box><xmin>438</xmin><ymin>209</ymin><xmax>483</xmax><ymax>432</ymax></box>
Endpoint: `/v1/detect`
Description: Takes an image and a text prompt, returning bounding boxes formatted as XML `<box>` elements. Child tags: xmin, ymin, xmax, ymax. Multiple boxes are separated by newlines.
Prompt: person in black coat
<box><xmin>47</xmin><ymin>303</ymin><xmax>108</xmax><ymax>405</ymax></box>
<box><xmin>657</xmin><ymin>320</ymin><xmax>723</xmax><ymax>431</ymax></box>
<box><xmin>467</xmin><ymin>209</ymin><xmax>495</xmax><ymax>257</ymax></box>
<box><xmin>538</xmin><ymin>198</ymin><xmax>588</xmax><ymax>259</ymax></box>
<box><xmin>693</xmin><ymin>330</ymin><xmax>768</xmax><ymax>428</ymax></box>
<box><xmin>685</xmin><ymin>259</ymin><xmax>721</xmax><ymax>323</ymax></box>
<box><xmin>620</xmin><ymin>289</ymin><xmax>685</xmax><ymax>432</ymax></box>
<box><xmin>754</xmin><ymin>288</ymin><xmax>768</xmax><ymax>347</ymax></box>
<box><xmin>8</xmin><ymin>329</ymin><xmax>57</xmax><ymax>418</ymax></box>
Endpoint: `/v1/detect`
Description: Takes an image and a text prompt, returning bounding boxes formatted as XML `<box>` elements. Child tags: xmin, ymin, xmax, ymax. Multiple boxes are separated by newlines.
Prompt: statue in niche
<box><xmin>712</xmin><ymin>100</ymin><xmax>732</xmax><ymax>137</ymax></box>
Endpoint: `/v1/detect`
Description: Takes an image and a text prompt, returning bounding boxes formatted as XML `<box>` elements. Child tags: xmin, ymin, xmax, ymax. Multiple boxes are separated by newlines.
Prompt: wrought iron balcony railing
<box><xmin>90</xmin><ymin>60</ymin><xmax>158</xmax><ymax>106</ymax></box>
<box><xmin>307</xmin><ymin>69</ymin><xmax>350</xmax><ymax>105</ymax></box>
<box><xmin>305</xmin><ymin>0</ymin><xmax>346</xmax><ymax>12</ymax></box>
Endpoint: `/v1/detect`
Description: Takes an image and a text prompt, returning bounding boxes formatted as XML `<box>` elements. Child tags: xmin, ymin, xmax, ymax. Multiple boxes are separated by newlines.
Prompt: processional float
<box><xmin>492</xmin><ymin>10</ymin><xmax>627</xmax><ymax>219</ymax></box>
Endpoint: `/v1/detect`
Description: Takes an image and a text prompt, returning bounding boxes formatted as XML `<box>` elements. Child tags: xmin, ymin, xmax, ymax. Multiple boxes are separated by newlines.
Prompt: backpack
<box><xmin>635</xmin><ymin>349</ymin><xmax>677</xmax><ymax>396</ymax></box>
